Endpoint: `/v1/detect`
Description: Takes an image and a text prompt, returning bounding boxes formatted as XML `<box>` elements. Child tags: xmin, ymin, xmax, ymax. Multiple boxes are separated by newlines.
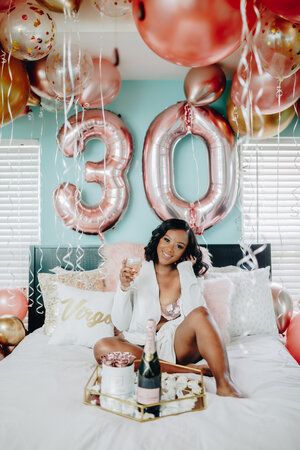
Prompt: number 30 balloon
<box><xmin>54</xmin><ymin>110</ymin><xmax>133</xmax><ymax>234</ymax></box>
<box><xmin>142</xmin><ymin>102</ymin><xmax>237</xmax><ymax>234</ymax></box>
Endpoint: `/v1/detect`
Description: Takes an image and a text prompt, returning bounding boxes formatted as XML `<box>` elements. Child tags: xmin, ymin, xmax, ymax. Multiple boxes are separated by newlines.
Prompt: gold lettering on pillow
<box><xmin>60</xmin><ymin>298</ymin><xmax>112</xmax><ymax>327</ymax></box>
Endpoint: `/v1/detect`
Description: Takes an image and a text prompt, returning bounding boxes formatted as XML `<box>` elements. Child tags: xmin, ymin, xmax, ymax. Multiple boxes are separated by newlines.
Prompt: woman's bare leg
<box><xmin>174</xmin><ymin>307</ymin><xmax>242</xmax><ymax>397</ymax></box>
<box><xmin>93</xmin><ymin>336</ymin><xmax>143</xmax><ymax>364</ymax></box>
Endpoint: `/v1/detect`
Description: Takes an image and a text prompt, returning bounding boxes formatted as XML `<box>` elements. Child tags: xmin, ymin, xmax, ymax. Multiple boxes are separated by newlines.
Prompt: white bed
<box><xmin>1</xmin><ymin>329</ymin><xmax>300</xmax><ymax>450</ymax></box>
<box><xmin>1</xmin><ymin>243</ymin><xmax>300</xmax><ymax>450</ymax></box>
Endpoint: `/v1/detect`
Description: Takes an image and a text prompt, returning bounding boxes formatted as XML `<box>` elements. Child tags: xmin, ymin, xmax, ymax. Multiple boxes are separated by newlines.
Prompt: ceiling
<box><xmin>52</xmin><ymin>0</ymin><xmax>240</xmax><ymax>80</ymax></box>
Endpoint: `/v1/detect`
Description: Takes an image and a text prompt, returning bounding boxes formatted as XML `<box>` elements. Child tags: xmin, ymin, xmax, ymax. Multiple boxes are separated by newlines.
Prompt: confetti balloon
<box><xmin>0</xmin><ymin>1</ymin><xmax>56</xmax><ymax>61</ymax></box>
<box><xmin>93</xmin><ymin>0</ymin><xmax>131</xmax><ymax>17</ymax></box>
<box><xmin>45</xmin><ymin>44</ymin><xmax>93</xmax><ymax>97</ymax></box>
<box><xmin>255</xmin><ymin>9</ymin><xmax>300</xmax><ymax>80</ymax></box>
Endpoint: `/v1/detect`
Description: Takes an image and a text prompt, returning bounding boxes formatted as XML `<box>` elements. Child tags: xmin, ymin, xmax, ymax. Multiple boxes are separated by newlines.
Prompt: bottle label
<box><xmin>137</xmin><ymin>387</ymin><xmax>160</xmax><ymax>405</ymax></box>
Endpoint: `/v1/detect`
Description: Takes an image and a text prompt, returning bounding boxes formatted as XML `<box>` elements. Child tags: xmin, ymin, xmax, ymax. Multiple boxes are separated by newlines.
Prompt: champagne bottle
<box><xmin>137</xmin><ymin>319</ymin><xmax>161</xmax><ymax>417</ymax></box>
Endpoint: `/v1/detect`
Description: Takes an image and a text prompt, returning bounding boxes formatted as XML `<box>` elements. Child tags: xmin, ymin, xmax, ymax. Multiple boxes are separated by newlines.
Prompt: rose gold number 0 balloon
<box><xmin>54</xmin><ymin>110</ymin><xmax>133</xmax><ymax>235</ymax></box>
<box><xmin>142</xmin><ymin>102</ymin><xmax>238</xmax><ymax>234</ymax></box>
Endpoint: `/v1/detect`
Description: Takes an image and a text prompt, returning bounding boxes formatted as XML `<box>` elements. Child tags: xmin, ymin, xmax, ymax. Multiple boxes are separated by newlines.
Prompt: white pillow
<box><xmin>207</xmin><ymin>267</ymin><xmax>277</xmax><ymax>338</ymax></box>
<box><xmin>207</xmin><ymin>265</ymin><xmax>243</xmax><ymax>275</ymax></box>
<box><xmin>48</xmin><ymin>283</ymin><xmax>114</xmax><ymax>347</ymax></box>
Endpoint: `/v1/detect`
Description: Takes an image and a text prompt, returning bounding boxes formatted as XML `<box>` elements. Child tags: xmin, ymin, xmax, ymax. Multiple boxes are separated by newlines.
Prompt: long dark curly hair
<box><xmin>144</xmin><ymin>219</ymin><xmax>208</xmax><ymax>277</ymax></box>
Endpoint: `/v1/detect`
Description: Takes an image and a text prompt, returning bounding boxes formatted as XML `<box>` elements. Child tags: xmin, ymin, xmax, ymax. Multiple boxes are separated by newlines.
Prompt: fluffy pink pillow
<box><xmin>101</xmin><ymin>242</ymin><xmax>145</xmax><ymax>291</ymax></box>
<box><xmin>203</xmin><ymin>278</ymin><xmax>233</xmax><ymax>344</ymax></box>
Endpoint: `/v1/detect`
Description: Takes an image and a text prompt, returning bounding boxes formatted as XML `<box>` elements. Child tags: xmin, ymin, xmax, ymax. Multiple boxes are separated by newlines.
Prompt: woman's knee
<box><xmin>93</xmin><ymin>337</ymin><xmax>117</xmax><ymax>362</ymax></box>
<box><xmin>188</xmin><ymin>306</ymin><xmax>210</xmax><ymax>323</ymax></box>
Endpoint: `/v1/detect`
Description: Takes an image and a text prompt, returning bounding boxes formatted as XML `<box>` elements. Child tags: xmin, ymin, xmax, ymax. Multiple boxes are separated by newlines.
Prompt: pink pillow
<box><xmin>203</xmin><ymin>278</ymin><xmax>233</xmax><ymax>344</ymax></box>
<box><xmin>101</xmin><ymin>242</ymin><xmax>145</xmax><ymax>291</ymax></box>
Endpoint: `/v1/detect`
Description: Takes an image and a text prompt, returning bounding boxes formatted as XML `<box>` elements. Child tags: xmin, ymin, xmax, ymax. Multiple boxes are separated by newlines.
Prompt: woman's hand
<box><xmin>186</xmin><ymin>255</ymin><xmax>197</xmax><ymax>265</ymax></box>
<box><xmin>120</xmin><ymin>259</ymin><xmax>139</xmax><ymax>291</ymax></box>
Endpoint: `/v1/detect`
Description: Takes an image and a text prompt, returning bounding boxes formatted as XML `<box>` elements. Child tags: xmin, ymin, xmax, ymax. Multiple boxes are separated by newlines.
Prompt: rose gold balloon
<box><xmin>184</xmin><ymin>65</ymin><xmax>226</xmax><ymax>106</ymax></box>
<box><xmin>255</xmin><ymin>9</ymin><xmax>300</xmax><ymax>80</ymax></box>
<box><xmin>271</xmin><ymin>283</ymin><xmax>293</xmax><ymax>334</ymax></box>
<box><xmin>261</xmin><ymin>0</ymin><xmax>300</xmax><ymax>23</ymax></box>
<box><xmin>0</xmin><ymin>1</ymin><xmax>56</xmax><ymax>61</ymax></box>
<box><xmin>0</xmin><ymin>316</ymin><xmax>26</xmax><ymax>346</ymax></box>
<box><xmin>27</xmin><ymin>89</ymin><xmax>41</xmax><ymax>106</ymax></box>
<box><xmin>0</xmin><ymin>0</ymin><xmax>15</xmax><ymax>13</ymax></box>
<box><xmin>27</xmin><ymin>57</ymin><xmax>59</xmax><ymax>100</ymax></box>
<box><xmin>36</xmin><ymin>0</ymin><xmax>82</xmax><ymax>14</ymax></box>
<box><xmin>231</xmin><ymin>54</ymin><xmax>300</xmax><ymax>114</ymax></box>
<box><xmin>0</xmin><ymin>52</ymin><xmax>30</xmax><ymax>124</ymax></box>
<box><xmin>132</xmin><ymin>0</ymin><xmax>249</xmax><ymax>67</ymax></box>
<box><xmin>142</xmin><ymin>102</ymin><xmax>237</xmax><ymax>234</ymax></box>
<box><xmin>227</xmin><ymin>99</ymin><xmax>296</xmax><ymax>138</ymax></box>
<box><xmin>54</xmin><ymin>109</ymin><xmax>133</xmax><ymax>234</ymax></box>
<box><xmin>0</xmin><ymin>289</ymin><xmax>28</xmax><ymax>320</ymax></box>
<box><xmin>78</xmin><ymin>58</ymin><xmax>121</xmax><ymax>109</ymax></box>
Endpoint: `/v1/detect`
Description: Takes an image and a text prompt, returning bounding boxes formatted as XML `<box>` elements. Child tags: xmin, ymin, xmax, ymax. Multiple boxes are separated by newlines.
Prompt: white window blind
<box><xmin>0</xmin><ymin>140</ymin><xmax>40</xmax><ymax>289</ymax></box>
<box><xmin>240</xmin><ymin>137</ymin><xmax>300</xmax><ymax>305</ymax></box>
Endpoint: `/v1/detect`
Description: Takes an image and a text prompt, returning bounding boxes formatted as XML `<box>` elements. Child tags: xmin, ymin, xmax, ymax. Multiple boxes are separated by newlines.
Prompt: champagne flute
<box><xmin>126</xmin><ymin>256</ymin><xmax>142</xmax><ymax>276</ymax></box>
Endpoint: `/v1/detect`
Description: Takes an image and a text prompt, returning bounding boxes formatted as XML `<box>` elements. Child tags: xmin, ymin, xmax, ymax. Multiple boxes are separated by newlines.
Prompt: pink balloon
<box><xmin>184</xmin><ymin>65</ymin><xmax>226</xmax><ymax>106</ymax></box>
<box><xmin>0</xmin><ymin>0</ymin><xmax>15</xmax><ymax>13</ymax></box>
<box><xmin>142</xmin><ymin>102</ymin><xmax>237</xmax><ymax>234</ymax></box>
<box><xmin>54</xmin><ymin>109</ymin><xmax>133</xmax><ymax>234</ymax></box>
<box><xmin>231</xmin><ymin>55</ymin><xmax>300</xmax><ymax>114</ymax></box>
<box><xmin>78</xmin><ymin>58</ymin><xmax>121</xmax><ymax>109</ymax></box>
<box><xmin>132</xmin><ymin>0</ymin><xmax>253</xmax><ymax>67</ymax></box>
<box><xmin>261</xmin><ymin>0</ymin><xmax>300</xmax><ymax>23</ymax></box>
<box><xmin>286</xmin><ymin>314</ymin><xmax>300</xmax><ymax>363</ymax></box>
<box><xmin>0</xmin><ymin>289</ymin><xmax>28</xmax><ymax>320</ymax></box>
<box><xmin>254</xmin><ymin>9</ymin><xmax>300</xmax><ymax>80</ymax></box>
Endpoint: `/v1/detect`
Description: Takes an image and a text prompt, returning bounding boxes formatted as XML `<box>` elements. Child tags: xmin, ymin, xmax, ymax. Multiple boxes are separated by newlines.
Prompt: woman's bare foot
<box><xmin>187</xmin><ymin>363</ymin><xmax>213</xmax><ymax>377</ymax></box>
<box><xmin>216</xmin><ymin>379</ymin><xmax>243</xmax><ymax>398</ymax></box>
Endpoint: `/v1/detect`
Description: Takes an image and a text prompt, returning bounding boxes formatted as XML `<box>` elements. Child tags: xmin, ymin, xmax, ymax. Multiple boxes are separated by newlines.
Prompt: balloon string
<box><xmin>275</xmin><ymin>79</ymin><xmax>284</xmax><ymax>278</ymax></box>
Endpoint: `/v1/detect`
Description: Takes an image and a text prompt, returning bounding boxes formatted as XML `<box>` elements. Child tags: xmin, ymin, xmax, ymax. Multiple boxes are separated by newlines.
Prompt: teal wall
<box><xmin>1</xmin><ymin>80</ymin><xmax>298</xmax><ymax>247</ymax></box>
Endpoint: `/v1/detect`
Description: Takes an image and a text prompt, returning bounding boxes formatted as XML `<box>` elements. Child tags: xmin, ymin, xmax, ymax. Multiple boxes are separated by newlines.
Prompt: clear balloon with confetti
<box><xmin>0</xmin><ymin>1</ymin><xmax>56</xmax><ymax>61</ymax></box>
<box><xmin>45</xmin><ymin>44</ymin><xmax>93</xmax><ymax>97</ymax></box>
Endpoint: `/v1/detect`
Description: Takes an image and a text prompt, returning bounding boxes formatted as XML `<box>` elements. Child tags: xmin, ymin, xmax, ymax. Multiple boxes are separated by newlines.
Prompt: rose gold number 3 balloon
<box><xmin>54</xmin><ymin>110</ymin><xmax>133</xmax><ymax>235</ymax></box>
<box><xmin>142</xmin><ymin>102</ymin><xmax>237</xmax><ymax>234</ymax></box>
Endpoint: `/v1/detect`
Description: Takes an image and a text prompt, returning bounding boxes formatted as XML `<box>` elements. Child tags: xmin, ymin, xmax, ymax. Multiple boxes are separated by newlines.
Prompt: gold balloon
<box><xmin>27</xmin><ymin>90</ymin><xmax>41</xmax><ymax>107</ymax></box>
<box><xmin>0</xmin><ymin>52</ymin><xmax>30</xmax><ymax>124</ymax></box>
<box><xmin>0</xmin><ymin>316</ymin><xmax>26</xmax><ymax>346</ymax></box>
<box><xmin>36</xmin><ymin>0</ymin><xmax>82</xmax><ymax>13</ymax></box>
<box><xmin>227</xmin><ymin>99</ymin><xmax>295</xmax><ymax>139</ymax></box>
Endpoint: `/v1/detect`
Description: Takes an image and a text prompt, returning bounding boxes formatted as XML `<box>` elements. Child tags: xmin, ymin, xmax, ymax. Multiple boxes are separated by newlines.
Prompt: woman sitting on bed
<box><xmin>94</xmin><ymin>218</ymin><xmax>241</xmax><ymax>398</ymax></box>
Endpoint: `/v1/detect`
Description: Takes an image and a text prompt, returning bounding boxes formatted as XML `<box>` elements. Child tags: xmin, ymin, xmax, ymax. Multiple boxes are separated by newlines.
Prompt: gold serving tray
<box><xmin>84</xmin><ymin>360</ymin><xmax>206</xmax><ymax>422</ymax></box>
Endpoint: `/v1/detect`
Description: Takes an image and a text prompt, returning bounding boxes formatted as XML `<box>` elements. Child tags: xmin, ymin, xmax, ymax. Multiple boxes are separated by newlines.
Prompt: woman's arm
<box><xmin>111</xmin><ymin>284</ymin><xmax>133</xmax><ymax>331</ymax></box>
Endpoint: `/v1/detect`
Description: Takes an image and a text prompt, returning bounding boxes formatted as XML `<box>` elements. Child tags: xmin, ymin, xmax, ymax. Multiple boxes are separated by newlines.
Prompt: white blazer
<box><xmin>111</xmin><ymin>260</ymin><xmax>205</xmax><ymax>345</ymax></box>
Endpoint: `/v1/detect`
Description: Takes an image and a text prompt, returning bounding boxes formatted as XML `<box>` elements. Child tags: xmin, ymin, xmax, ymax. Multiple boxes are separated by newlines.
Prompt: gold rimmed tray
<box><xmin>84</xmin><ymin>360</ymin><xmax>206</xmax><ymax>422</ymax></box>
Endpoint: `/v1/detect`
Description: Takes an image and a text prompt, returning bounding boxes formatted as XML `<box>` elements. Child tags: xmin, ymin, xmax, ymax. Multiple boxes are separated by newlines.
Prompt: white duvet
<box><xmin>0</xmin><ymin>330</ymin><xmax>300</xmax><ymax>450</ymax></box>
